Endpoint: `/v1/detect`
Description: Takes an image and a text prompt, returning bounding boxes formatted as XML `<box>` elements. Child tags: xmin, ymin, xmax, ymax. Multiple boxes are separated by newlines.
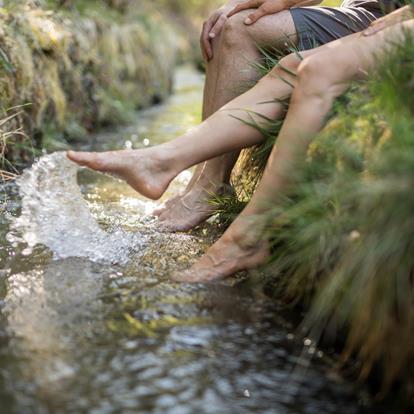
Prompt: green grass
<box><xmin>213</xmin><ymin>9</ymin><xmax>414</xmax><ymax>400</ymax></box>
<box><xmin>0</xmin><ymin>0</ymin><xmax>179</xmax><ymax>168</ymax></box>
<box><xmin>271</xmin><ymin>34</ymin><xmax>414</xmax><ymax>399</ymax></box>
<box><xmin>321</xmin><ymin>0</ymin><xmax>342</xmax><ymax>6</ymax></box>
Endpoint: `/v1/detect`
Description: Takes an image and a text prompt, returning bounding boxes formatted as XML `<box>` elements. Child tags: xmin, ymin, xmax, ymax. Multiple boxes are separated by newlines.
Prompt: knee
<box><xmin>269</xmin><ymin>53</ymin><xmax>301</xmax><ymax>78</ymax></box>
<box><xmin>220</xmin><ymin>11</ymin><xmax>251</xmax><ymax>49</ymax></box>
<box><xmin>297</xmin><ymin>56</ymin><xmax>328</xmax><ymax>93</ymax></box>
<box><xmin>293</xmin><ymin>54</ymin><xmax>339</xmax><ymax>103</ymax></box>
<box><xmin>258</xmin><ymin>53</ymin><xmax>302</xmax><ymax>88</ymax></box>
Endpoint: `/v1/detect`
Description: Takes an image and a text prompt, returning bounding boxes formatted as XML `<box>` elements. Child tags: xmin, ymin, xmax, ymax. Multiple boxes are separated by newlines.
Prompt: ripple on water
<box><xmin>0</xmin><ymin>67</ymin><xmax>377</xmax><ymax>414</ymax></box>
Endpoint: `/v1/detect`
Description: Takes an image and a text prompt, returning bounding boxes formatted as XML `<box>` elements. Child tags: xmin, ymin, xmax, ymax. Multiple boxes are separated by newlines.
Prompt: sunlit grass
<box><xmin>321</xmin><ymin>0</ymin><xmax>342</xmax><ymax>6</ymax></box>
<box><xmin>213</xmin><ymin>14</ymin><xmax>414</xmax><ymax>399</ymax></box>
<box><xmin>0</xmin><ymin>111</ymin><xmax>27</xmax><ymax>182</ymax></box>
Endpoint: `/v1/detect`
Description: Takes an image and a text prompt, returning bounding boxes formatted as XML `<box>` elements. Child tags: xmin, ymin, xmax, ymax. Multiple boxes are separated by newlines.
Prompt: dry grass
<box><xmin>0</xmin><ymin>111</ymin><xmax>26</xmax><ymax>181</ymax></box>
<box><xmin>0</xmin><ymin>0</ymin><xmax>181</xmax><ymax>166</ymax></box>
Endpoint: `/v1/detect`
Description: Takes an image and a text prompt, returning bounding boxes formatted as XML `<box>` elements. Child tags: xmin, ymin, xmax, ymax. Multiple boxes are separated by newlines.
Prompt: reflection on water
<box><xmin>4</xmin><ymin>260</ymin><xmax>104</xmax><ymax>386</ymax></box>
<box><xmin>0</xmin><ymin>67</ymin><xmax>378</xmax><ymax>413</ymax></box>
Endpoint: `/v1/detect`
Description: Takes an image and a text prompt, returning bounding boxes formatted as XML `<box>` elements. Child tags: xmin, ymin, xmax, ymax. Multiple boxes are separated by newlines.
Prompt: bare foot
<box><xmin>172</xmin><ymin>218</ymin><xmax>269</xmax><ymax>282</ymax></box>
<box><xmin>157</xmin><ymin>182</ymin><xmax>234</xmax><ymax>232</ymax></box>
<box><xmin>152</xmin><ymin>165</ymin><xmax>204</xmax><ymax>216</ymax></box>
<box><xmin>67</xmin><ymin>149</ymin><xmax>178</xmax><ymax>200</ymax></box>
<box><xmin>152</xmin><ymin>194</ymin><xmax>183</xmax><ymax>217</ymax></box>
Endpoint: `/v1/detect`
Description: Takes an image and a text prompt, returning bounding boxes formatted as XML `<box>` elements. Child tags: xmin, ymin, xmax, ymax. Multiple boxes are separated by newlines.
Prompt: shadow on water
<box><xmin>0</xmin><ymin>66</ymin><xmax>387</xmax><ymax>414</ymax></box>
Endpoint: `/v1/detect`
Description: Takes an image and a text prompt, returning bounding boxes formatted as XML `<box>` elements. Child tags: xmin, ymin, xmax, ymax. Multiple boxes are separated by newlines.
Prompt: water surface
<box><xmin>0</xmin><ymin>66</ymin><xmax>378</xmax><ymax>414</ymax></box>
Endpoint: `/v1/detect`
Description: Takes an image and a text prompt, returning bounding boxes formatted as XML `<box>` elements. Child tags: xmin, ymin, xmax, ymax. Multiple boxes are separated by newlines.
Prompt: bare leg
<box><xmin>156</xmin><ymin>10</ymin><xmax>298</xmax><ymax>230</ymax></box>
<box><xmin>67</xmin><ymin>52</ymin><xmax>300</xmax><ymax>199</ymax></box>
<box><xmin>173</xmin><ymin>20</ymin><xmax>414</xmax><ymax>282</ymax></box>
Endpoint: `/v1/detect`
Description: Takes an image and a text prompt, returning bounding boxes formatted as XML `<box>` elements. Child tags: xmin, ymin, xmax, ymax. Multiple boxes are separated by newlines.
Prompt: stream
<box><xmin>0</xmin><ymin>66</ymin><xmax>386</xmax><ymax>414</ymax></box>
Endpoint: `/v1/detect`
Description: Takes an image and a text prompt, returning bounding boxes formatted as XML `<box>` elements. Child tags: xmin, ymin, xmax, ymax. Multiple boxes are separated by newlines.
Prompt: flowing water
<box><xmin>0</xmin><ymin>67</ymin><xmax>386</xmax><ymax>414</ymax></box>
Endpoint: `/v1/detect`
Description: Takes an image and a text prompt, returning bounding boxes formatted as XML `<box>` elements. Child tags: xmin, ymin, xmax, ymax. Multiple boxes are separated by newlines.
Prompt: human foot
<box><xmin>67</xmin><ymin>149</ymin><xmax>178</xmax><ymax>200</ymax></box>
<box><xmin>172</xmin><ymin>218</ymin><xmax>269</xmax><ymax>282</ymax></box>
<box><xmin>157</xmin><ymin>182</ymin><xmax>234</xmax><ymax>232</ymax></box>
<box><xmin>152</xmin><ymin>194</ymin><xmax>183</xmax><ymax>217</ymax></box>
<box><xmin>152</xmin><ymin>163</ymin><xmax>206</xmax><ymax>217</ymax></box>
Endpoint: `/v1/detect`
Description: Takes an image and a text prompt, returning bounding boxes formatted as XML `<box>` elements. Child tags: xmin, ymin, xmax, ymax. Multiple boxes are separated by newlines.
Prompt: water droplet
<box><xmin>21</xmin><ymin>248</ymin><xmax>33</xmax><ymax>256</ymax></box>
<box><xmin>7</xmin><ymin>152</ymin><xmax>145</xmax><ymax>265</ymax></box>
<box><xmin>349</xmin><ymin>230</ymin><xmax>361</xmax><ymax>241</ymax></box>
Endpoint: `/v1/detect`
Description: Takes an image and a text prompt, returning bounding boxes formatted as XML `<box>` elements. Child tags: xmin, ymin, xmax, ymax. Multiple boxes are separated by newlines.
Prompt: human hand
<box><xmin>200</xmin><ymin>1</ymin><xmax>243</xmax><ymax>61</ymax></box>
<box><xmin>363</xmin><ymin>5</ymin><xmax>413</xmax><ymax>36</ymax></box>
<box><xmin>228</xmin><ymin>0</ymin><xmax>293</xmax><ymax>25</ymax></box>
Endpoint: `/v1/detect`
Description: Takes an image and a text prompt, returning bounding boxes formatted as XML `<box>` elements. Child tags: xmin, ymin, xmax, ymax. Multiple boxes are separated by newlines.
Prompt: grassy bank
<box><xmin>0</xmin><ymin>0</ymin><xmax>186</xmax><ymax>170</ymax></box>
<box><xmin>218</xmin><ymin>28</ymin><xmax>414</xmax><ymax>401</ymax></box>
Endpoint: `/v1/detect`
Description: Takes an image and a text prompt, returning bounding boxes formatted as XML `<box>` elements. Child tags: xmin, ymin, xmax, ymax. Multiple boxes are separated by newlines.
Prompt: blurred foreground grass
<box><xmin>216</xmin><ymin>13</ymin><xmax>414</xmax><ymax>403</ymax></box>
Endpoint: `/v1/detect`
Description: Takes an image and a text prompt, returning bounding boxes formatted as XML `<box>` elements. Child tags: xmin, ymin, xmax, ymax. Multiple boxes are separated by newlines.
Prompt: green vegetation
<box><xmin>277</xmin><ymin>37</ymin><xmax>414</xmax><ymax>396</ymax></box>
<box><xmin>0</xmin><ymin>0</ymin><xmax>190</xmax><ymax>170</ymax></box>
<box><xmin>216</xmin><ymin>27</ymin><xmax>414</xmax><ymax>401</ymax></box>
<box><xmin>1</xmin><ymin>0</ymin><xmax>412</xmax><ymax>402</ymax></box>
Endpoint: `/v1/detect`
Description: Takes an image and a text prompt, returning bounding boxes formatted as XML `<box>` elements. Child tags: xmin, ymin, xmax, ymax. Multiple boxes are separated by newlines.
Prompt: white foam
<box><xmin>7</xmin><ymin>152</ymin><xmax>144</xmax><ymax>264</ymax></box>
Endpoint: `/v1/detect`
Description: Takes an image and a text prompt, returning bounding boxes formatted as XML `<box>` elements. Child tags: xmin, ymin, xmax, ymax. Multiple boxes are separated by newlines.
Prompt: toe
<box><xmin>172</xmin><ymin>253</ymin><xmax>230</xmax><ymax>283</ymax></box>
<box><xmin>152</xmin><ymin>205</ymin><xmax>167</xmax><ymax>217</ymax></box>
<box><xmin>155</xmin><ymin>221</ymin><xmax>185</xmax><ymax>233</ymax></box>
<box><xmin>66</xmin><ymin>150</ymin><xmax>95</xmax><ymax>167</ymax></box>
<box><xmin>157</xmin><ymin>210</ymin><xmax>169</xmax><ymax>221</ymax></box>
<box><xmin>66</xmin><ymin>150</ymin><xmax>79</xmax><ymax>163</ymax></box>
<box><xmin>171</xmin><ymin>269</ymin><xmax>198</xmax><ymax>283</ymax></box>
<box><xmin>171</xmin><ymin>267</ymin><xmax>219</xmax><ymax>283</ymax></box>
<box><xmin>156</xmin><ymin>219</ymin><xmax>195</xmax><ymax>233</ymax></box>
<box><xmin>152</xmin><ymin>196</ymin><xmax>181</xmax><ymax>216</ymax></box>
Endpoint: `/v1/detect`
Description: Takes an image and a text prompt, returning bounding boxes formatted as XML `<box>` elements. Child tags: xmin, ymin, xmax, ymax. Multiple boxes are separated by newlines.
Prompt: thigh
<box><xmin>226</xmin><ymin>4</ymin><xmax>382</xmax><ymax>55</ymax></box>
<box><xmin>301</xmin><ymin>19</ymin><xmax>414</xmax><ymax>86</ymax></box>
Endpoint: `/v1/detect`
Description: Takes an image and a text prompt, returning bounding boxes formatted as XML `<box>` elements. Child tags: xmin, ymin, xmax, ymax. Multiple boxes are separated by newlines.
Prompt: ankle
<box><xmin>227</xmin><ymin>215</ymin><xmax>267</xmax><ymax>249</ymax></box>
<box><xmin>197</xmin><ymin>175</ymin><xmax>230</xmax><ymax>191</ymax></box>
<box><xmin>153</xmin><ymin>145</ymin><xmax>183</xmax><ymax>177</ymax></box>
<box><xmin>161</xmin><ymin>141</ymin><xmax>196</xmax><ymax>176</ymax></box>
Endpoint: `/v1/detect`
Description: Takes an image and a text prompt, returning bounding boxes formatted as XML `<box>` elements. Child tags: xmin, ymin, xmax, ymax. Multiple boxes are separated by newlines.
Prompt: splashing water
<box><xmin>0</xmin><ymin>67</ymin><xmax>375</xmax><ymax>414</ymax></box>
<box><xmin>7</xmin><ymin>152</ymin><xmax>145</xmax><ymax>264</ymax></box>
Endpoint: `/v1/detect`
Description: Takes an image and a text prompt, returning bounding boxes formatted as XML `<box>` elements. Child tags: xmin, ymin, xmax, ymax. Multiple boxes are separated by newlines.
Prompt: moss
<box><xmin>0</xmin><ymin>0</ymin><xmax>180</xmax><ymax>167</ymax></box>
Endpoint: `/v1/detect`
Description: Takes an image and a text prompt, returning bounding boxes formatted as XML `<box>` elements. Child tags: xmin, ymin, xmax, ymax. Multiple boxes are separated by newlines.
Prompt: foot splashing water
<box><xmin>0</xmin><ymin>68</ymin><xmax>374</xmax><ymax>414</ymax></box>
<box><xmin>7</xmin><ymin>152</ymin><xmax>145</xmax><ymax>264</ymax></box>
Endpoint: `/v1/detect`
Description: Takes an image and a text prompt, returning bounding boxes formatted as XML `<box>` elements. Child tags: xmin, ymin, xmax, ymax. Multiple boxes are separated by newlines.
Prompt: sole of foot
<box><xmin>67</xmin><ymin>150</ymin><xmax>173</xmax><ymax>200</ymax></box>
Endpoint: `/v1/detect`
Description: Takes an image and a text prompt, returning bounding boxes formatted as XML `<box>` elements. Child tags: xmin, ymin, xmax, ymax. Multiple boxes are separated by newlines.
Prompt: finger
<box><xmin>201</xmin><ymin>20</ymin><xmax>215</xmax><ymax>60</ymax></box>
<box><xmin>363</xmin><ymin>23</ymin><xmax>384</xmax><ymax>36</ymax></box>
<box><xmin>200</xmin><ymin>23</ymin><xmax>207</xmax><ymax>60</ymax></box>
<box><xmin>244</xmin><ymin>7</ymin><xmax>268</xmax><ymax>25</ymax></box>
<box><xmin>227</xmin><ymin>0</ymin><xmax>261</xmax><ymax>18</ymax></box>
<box><xmin>209</xmin><ymin>14</ymin><xmax>228</xmax><ymax>39</ymax></box>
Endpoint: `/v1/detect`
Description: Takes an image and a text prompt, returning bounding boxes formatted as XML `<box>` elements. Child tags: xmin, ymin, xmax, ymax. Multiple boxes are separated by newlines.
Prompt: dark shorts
<box><xmin>290</xmin><ymin>6</ymin><xmax>385</xmax><ymax>50</ymax></box>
